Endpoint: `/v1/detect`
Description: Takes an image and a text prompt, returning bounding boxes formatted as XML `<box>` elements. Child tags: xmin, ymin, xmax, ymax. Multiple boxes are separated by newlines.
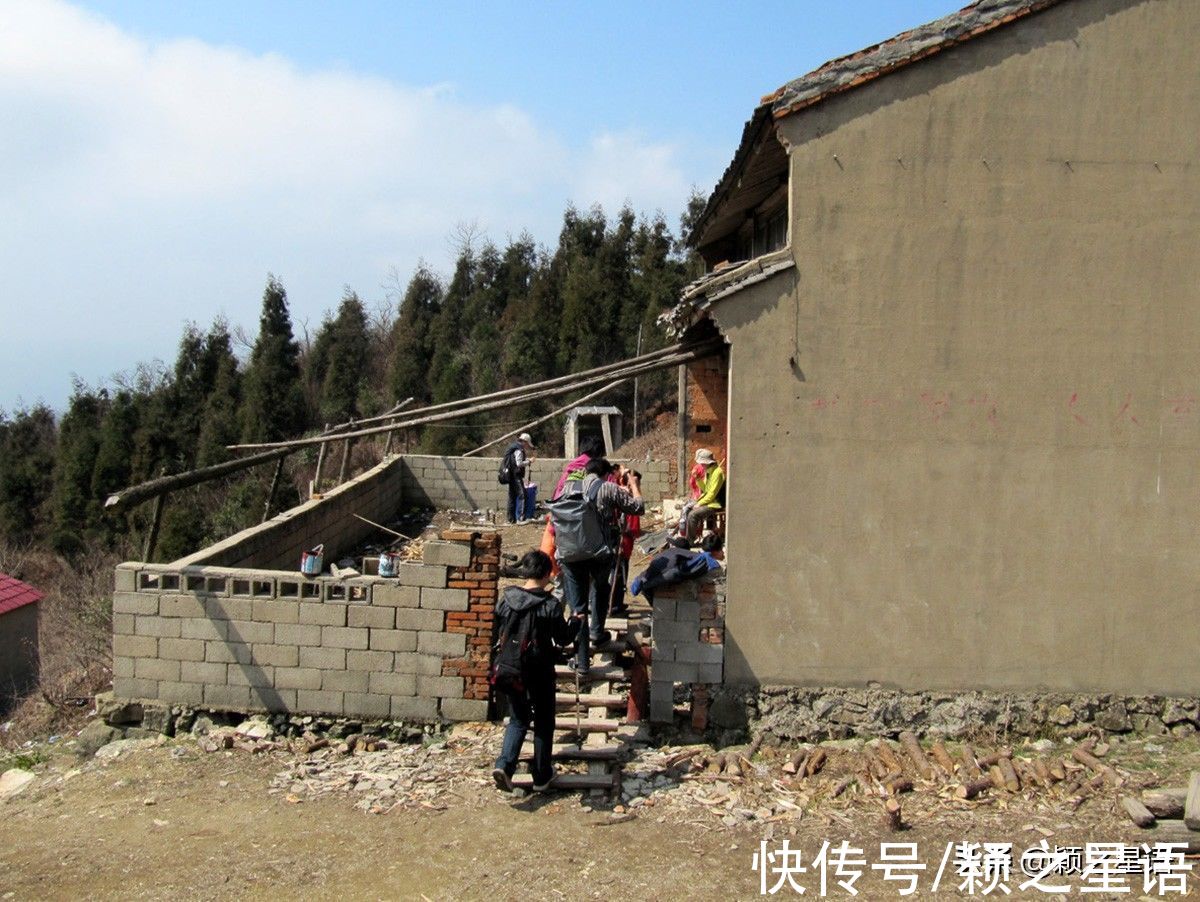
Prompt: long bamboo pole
<box><xmin>229</xmin><ymin>344</ymin><xmax>717</xmax><ymax>453</ymax></box>
<box><xmin>462</xmin><ymin>379</ymin><xmax>627</xmax><ymax>457</ymax></box>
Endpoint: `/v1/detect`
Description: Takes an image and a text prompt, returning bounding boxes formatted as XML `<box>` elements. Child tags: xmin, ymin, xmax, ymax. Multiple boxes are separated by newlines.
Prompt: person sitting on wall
<box><xmin>685</xmin><ymin>448</ymin><xmax>725</xmax><ymax>541</ymax></box>
<box><xmin>491</xmin><ymin>550</ymin><xmax>580</xmax><ymax>793</ymax></box>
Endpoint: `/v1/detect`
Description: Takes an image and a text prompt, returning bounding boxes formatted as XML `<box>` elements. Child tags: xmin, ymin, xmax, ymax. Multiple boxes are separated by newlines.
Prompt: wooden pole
<box><xmin>462</xmin><ymin>380</ymin><xmax>627</xmax><ymax>457</ymax></box>
<box><xmin>142</xmin><ymin>490</ymin><xmax>167</xmax><ymax>562</ymax></box>
<box><xmin>632</xmin><ymin>323</ymin><xmax>642</xmax><ymax>440</ymax></box>
<box><xmin>676</xmin><ymin>363</ymin><xmax>688</xmax><ymax>494</ymax></box>
<box><xmin>337</xmin><ymin>432</ymin><xmax>354</xmax><ymax>485</ymax></box>
<box><xmin>262</xmin><ymin>456</ymin><xmax>285</xmax><ymax>523</ymax></box>
<box><xmin>312</xmin><ymin>423</ymin><xmax>330</xmax><ymax>495</ymax></box>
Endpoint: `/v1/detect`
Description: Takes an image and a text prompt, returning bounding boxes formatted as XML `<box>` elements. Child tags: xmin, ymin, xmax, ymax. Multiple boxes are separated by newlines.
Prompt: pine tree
<box><xmin>320</xmin><ymin>289</ymin><xmax>370</xmax><ymax>424</ymax></box>
<box><xmin>50</xmin><ymin>383</ymin><xmax>107</xmax><ymax>555</ymax></box>
<box><xmin>196</xmin><ymin>352</ymin><xmax>241</xmax><ymax>467</ymax></box>
<box><xmin>240</xmin><ymin>275</ymin><xmax>307</xmax><ymax>443</ymax></box>
<box><xmin>0</xmin><ymin>404</ymin><xmax>56</xmax><ymax>544</ymax></box>
<box><xmin>387</xmin><ymin>265</ymin><xmax>442</xmax><ymax>405</ymax></box>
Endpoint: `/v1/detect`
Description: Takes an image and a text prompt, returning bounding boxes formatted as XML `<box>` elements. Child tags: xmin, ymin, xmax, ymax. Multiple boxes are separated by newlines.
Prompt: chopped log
<box><xmin>1014</xmin><ymin>758</ymin><xmax>1040</xmax><ymax>789</ymax></box>
<box><xmin>1033</xmin><ymin>758</ymin><xmax>1052</xmax><ymax>786</ymax></box>
<box><xmin>882</xmin><ymin>798</ymin><xmax>903</xmax><ymax>831</ymax></box>
<box><xmin>1142</xmin><ymin>821</ymin><xmax>1200</xmax><ymax>855</ymax></box>
<box><xmin>861</xmin><ymin>747</ymin><xmax>888</xmax><ymax>781</ymax></box>
<box><xmin>1048</xmin><ymin>759</ymin><xmax>1067</xmax><ymax>782</ymax></box>
<box><xmin>988</xmin><ymin>765</ymin><xmax>1007</xmax><ymax>791</ymax></box>
<box><xmin>1071</xmin><ymin>745</ymin><xmax>1116</xmax><ymax>781</ymax></box>
<box><xmin>746</xmin><ymin>731</ymin><xmax>768</xmax><ymax>760</ymax></box>
<box><xmin>875</xmin><ymin>741</ymin><xmax>905</xmax><ymax>775</ymax></box>
<box><xmin>1185</xmin><ymin>772</ymin><xmax>1200</xmax><ymax>831</ymax></box>
<box><xmin>956</xmin><ymin>777</ymin><xmax>994</xmax><ymax>800</ymax></box>
<box><xmin>737</xmin><ymin>755</ymin><xmax>754</xmax><ymax>776</ymax></box>
<box><xmin>975</xmin><ymin>748</ymin><xmax>1013</xmax><ymax>768</ymax></box>
<box><xmin>664</xmin><ymin>747</ymin><xmax>705</xmax><ymax>768</ymax></box>
<box><xmin>831</xmin><ymin>776</ymin><xmax>856</xmax><ymax>799</ymax></box>
<box><xmin>959</xmin><ymin>743</ymin><xmax>982</xmax><ymax>779</ymax></box>
<box><xmin>1142</xmin><ymin>789</ymin><xmax>1186</xmax><ymax>819</ymax></box>
<box><xmin>1068</xmin><ymin>774</ymin><xmax>1107</xmax><ymax>811</ymax></box>
<box><xmin>725</xmin><ymin>757</ymin><xmax>743</xmax><ymax>779</ymax></box>
<box><xmin>783</xmin><ymin>746</ymin><xmax>810</xmax><ymax>775</ymax></box>
<box><xmin>886</xmin><ymin>776</ymin><xmax>914</xmax><ymax>796</ymax></box>
<box><xmin>804</xmin><ymin>748</ymin><xmax>827</xmax><ymax>779</ymax></box>
<box><xmin>930</xmin><ymin>741</ymin><xmax>956</xmax><ymax>778</ymax></box>
<box><xmin>997</xmin><ymin>757</ymin><xmax>1021</xmax><ymax>792</ymax></box>
<box><xmin>1120</xmin><ymin>796</ymin><xmax>1157</xmax><ymax>829</ymax></box>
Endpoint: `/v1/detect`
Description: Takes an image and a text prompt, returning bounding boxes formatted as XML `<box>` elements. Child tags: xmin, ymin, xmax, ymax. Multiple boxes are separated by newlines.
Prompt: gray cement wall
<box><xmin>0</xmin><ymin>604</ymin><xmax>39</xmax><ymax>707</ymax></box>
<box><xmin>398</xmin><ymin>455</ymin><xmax>672</xmax><ymax>512</ymax></box>
<box><xmin>710</xmin><ymin>0</ymin><xmax>1200</xmax><ymax>695</ymax></box>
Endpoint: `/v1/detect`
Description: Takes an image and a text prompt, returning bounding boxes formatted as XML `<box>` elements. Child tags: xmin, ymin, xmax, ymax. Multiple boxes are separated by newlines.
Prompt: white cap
<box><xmin>519</xmin><ymin>432</ymin><xmax>535</xmax><ymax>447</ymax></box>
<box><xmin>695</xmin><ymin>448</ymin><xmax>716</xmax><ymax>465</ymax></box>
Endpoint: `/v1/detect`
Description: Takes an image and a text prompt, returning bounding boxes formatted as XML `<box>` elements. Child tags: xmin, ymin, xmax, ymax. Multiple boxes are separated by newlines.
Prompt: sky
<box><xmin>0</xmin><ymin>0</ymin><xmax>962</xmax><ymax>412</ymax></box>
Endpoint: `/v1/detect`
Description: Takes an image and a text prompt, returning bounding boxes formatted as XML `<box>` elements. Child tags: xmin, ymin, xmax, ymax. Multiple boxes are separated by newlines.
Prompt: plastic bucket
<box><xmin>523</xmin><ymin>483</ymin><xmax>538</xmax><ymax>521</ymax></box>
<box><xmin>378</xmin><ymin>551</ymin><xmax>400</xmax><ymax>578</ymax></box>
<box><xmin>300</xmin><ymin>544</ymin><xmax>324</xmax><ymax>576</ymax></box>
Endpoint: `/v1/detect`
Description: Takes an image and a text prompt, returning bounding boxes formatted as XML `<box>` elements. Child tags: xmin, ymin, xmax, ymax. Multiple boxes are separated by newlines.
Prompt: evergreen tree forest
<box><xmin>0</xmin><ymin>199</ymin><xmax>706</xmax><ymax>562</ymax></box>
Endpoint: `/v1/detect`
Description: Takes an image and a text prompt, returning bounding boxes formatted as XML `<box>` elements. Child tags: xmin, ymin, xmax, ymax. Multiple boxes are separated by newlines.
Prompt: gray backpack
<box><xmin>548</xmin><ymin>478</ymin><xmax>612</xmax><ymax>562</ymax></box>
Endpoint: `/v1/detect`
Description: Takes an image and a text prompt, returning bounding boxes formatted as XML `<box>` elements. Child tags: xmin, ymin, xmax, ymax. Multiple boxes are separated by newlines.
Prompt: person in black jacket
<box><xmin>492</xmin><ymin>550</ymin><xmax>580</xmax><ymax>792</ymax></box>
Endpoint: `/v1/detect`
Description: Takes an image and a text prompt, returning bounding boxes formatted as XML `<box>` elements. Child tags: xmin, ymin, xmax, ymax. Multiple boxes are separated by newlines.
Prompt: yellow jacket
<box><xmin>695</xmin><ymin>464</ymin><xmax>725</xmax><ymax>510</ymax></box>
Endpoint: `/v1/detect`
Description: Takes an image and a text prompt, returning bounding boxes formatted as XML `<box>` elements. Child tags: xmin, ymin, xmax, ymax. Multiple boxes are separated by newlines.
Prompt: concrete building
<box><xmin>674</xmin><ymin>0</ymin><xmax>1200</xmax><ymax>696</ymax></box>
<box><xmin>0</xmin><ymin>573</ymin><xmax>42</xmax><ymax>710</ymax></box>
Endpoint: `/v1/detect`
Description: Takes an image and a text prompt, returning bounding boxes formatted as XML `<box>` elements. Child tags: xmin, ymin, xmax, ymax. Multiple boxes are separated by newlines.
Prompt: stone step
<box><xmin>511</xmin><ymin>772</ymin><xmax>616</xmax><ymax>791</ymax></box>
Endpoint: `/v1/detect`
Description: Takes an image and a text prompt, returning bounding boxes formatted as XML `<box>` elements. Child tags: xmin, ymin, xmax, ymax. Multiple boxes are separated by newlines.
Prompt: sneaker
<box><xmin>567</xmin><ymin>660</ymin><xmax>589</xmax><ymax>678</ymax></box>
<box><xmin>590</xmin><ymin>630</ymin><xmax>614</xmax><ymax>649</ymax></box>
<box><xmin>531</xmin><ymin>770</ymin><xmax>557</xmax><ymax>792</ymax></box>
<box><xmin>491</xmin><ymin>767</ymin><xmax>513</xmax><ymax>793</ymax></box>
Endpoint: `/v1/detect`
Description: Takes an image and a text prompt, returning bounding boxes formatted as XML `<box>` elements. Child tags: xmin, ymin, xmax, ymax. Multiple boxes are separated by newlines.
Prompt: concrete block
<box><xmin>158</xmin><ymin>638</ymin><xmax>206</xmax><ymax>662</ymax></box>
<box><xmin>417</xmin><ymin>631</ymin><xmax>466</xmax><ymax>657</ymax></box>
<box><xmin>422</xmin><ymin>541</ymin><xmax>472</xmax><ymax>568</ymax></box>
<box><xmin>135</xmin><ymin>658</ymin><xmax>180</xmax><ymax>682</ymax></box>
<box><xmin>112</xmin><ymin>613</ymin><xmax>136</xmax><ymax>636</ymax></box>
<box><xmin>696</xmin><ymin>663</ymin><xmax>723</xmax><ymax>683</ymax></box>
<box><xmin>180</xmin><ymin>618</ymin><xmax>228</xmax><ymax>642</ymax></box>
<box><xmin>652</xmin><ymin>660</ymin><xmax>699</xmax><ymax>683</ymax></box>
<box><xmin>297</xmin><ymin>689</ymin><xmax>344</xmax><ymax>715</ymax></box>
<box><xmin>204</xmin><ymin>684</ymin><xmax>251</xmax><ymax>709</ymax></box>
<box><xmin>158</xmin><ymin>595</ymin><xmax>206</xmax><ymax>619</ymax></box>
<box><xmin>299</xmin><ymin>646</ymin><xmax>345</xmax><ymax>670</ymax></box>
<box><xmin>321</xmin><ymin>626</ymin><xmax>369</xmax><ymax>649</ymax></box>
<box><xmin>226</xmin><ymin>665</ymin><xmax>275</xmax><ymax>688</ymax></box>
<box><xmin>439</xmin><ymin>698</ymin><xmax>488</xmax><ymax>722</ymax></box>
<box><xmin>205</xmin><ymin>641</ymin><xmax>252</xmax><ymax>665</ymax></box>
<box><xmin>391</xmin><ymin>696</ymin><xmax>438</xmax><ymax>721</ymax></box>
<box><xmin>114</xmin><ymin>566</ymin><xmax>137</xmax><ymax>593</ymax></box>
<box><xmin>113</xmin><ymin>677</ymin><xmax>159</xmax><ymax>700</ymax></box>
<box><xmin>321</xmin><ymin>670</ymin><xmax>368</xmax><ymax>693</ymax></box>
<box><xmin>112</xmin><ymin>656</ymin><xmax>135</xmax><ymax>678</ymax></box>
<box><xmin>275</xmin><ymin>667</ymin><xmax>322</xmax><ymax>690</ymax></box>
<box><xmin>297</xmin><ymin>602</ymin><xmax>346</xmax><ymax>627</ymax></box>
<box><xmin>273</xmin><ymin>622</ymin><xmax>322</xmax><ymax>647</ymax></box>
<box><xmin>225</xmin><ymin>620</ymin><xmax>274</xmax><ymax>645</ymax></box>
<box><xmin>251</xmin><ymin>686</ymin><xmax>295</xmax><ymax>712</ymax></box>
<box><xmin>373</xmin><ymin>584</ymin><xmax>420</xmax><ymax>608</ymax></box>
<box><xmin>417</xmin><ymin>675</ymin><xmax>463</xmax><ymax>699</ymax></box>
<box><xmin>205</xmin><ymin>597</ymin><xmax>254</xmax><ymax>621</ymax></box>
<box><xmin>157</xmin><ymin>682</ymin><xmax>204</xmax><ymax>706</ymax></box>
<box><xmin>346</xmin><ymin>649</ymin><xmax>394</xmax><ymax>671</ymax></box>
<box><xmin>653</xmin><ymin>620</ymin><xmax>701</xmax><ymax>644</ymax></box>
<box><xmin>395</xmin><ymin>608</ymin><xmax>445</xmax><ymax>632</ymax></box>
<box><xmin>675</xmin><ymin>642</ymin><xmax>725</xmax><ymax>665</ymax></box>
<box><xmin>344</xmin><ymin>693</ymin><xmax>392</xmax><ymax>718</ymax></box>
<box><xmin>368</xmin><ymin>671</ymin><xmax>416</xmax><ymax>696</ymax></box>
<box><xmin>675</xmin><ymin>600</ymin><xmax>701</xmax><ymax>623</ymax></box>
<box><xmin>369</xmin><ymin>629</ymin><xmax>417</xmax><ymax>653</ymax></box>
<box><xmin>113</xmin><ymin>591</ymin><xmax>157</xmax><ymax>616</ymax></box>
<box><xmin>252</xmin><ymin>599</ymin><xmax>300</xmax><ymax>624</ymax></box>
<box><xmin>420</xmin><ymin>588</ymin><xmax>468</xmax><ymax>612</ymax></box>
<box><xmin>650</xmin><ymin>681</ymin><xmax>674</xmax><ymax>723</ymax></box>
<box><xmin>135</xmin><ymin>616</ymin><xmax>181</xmax><ymax>639</ymax></box>
<box><xmin>113</xmin><ymin>634</ymin><xmax>157</xmax><ymax>659</ymax></box>
<box><xmin>393</xmin><ymin>653</ymin><xmax>445</xmax><ymax>676</ymax></box>
<box><xmin>180</xmin><ymin>660</ymin><xmax>226</xmax><ymax>684</ymax></box>
<box><xmin>398</xmin><ymin>563</ymin><xmax>447</xmax><ymax>589</ymax></box>
<box><xmin>347</xmin><ymin>605</ymin><xmax>395</xmax><ymax>630</ymax></box>
<box><xmin>252</xmin><ymin>644</ymin><xmax>299</xmax><ymax>667</ymax></box>
<box><xmin>652</xmin><ymin>644</ymin><xmax>674</xmax><ymax>662</ymax></box>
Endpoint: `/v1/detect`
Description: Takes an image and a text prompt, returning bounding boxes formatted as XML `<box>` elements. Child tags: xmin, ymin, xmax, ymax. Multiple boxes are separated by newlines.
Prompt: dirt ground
<box><xmin>3</xmin><ymin>729</ymin><xmax>1199</xmax><ymax>900</ymax></box>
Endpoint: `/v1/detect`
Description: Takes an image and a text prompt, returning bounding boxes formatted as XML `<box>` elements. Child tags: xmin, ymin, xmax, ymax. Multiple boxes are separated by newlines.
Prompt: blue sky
<box><xmin>1</xmin><ymin>0</ymin><xmax>961</xmax><ymax>411</ymax></box>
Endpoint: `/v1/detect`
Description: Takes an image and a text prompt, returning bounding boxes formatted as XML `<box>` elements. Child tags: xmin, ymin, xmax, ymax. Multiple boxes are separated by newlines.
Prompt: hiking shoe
<box><xmin>532</xmin><ymin>770</ymin><xmax>557</xmax><ymax>792</ymax></box>
<box><xmin>492</xmin><ymin>767</ymin><xmax>513</xmax><ymax>793</ymax></box>
<box><xmin>590</xmin><ymin>630</ymin><xmax>614</xmax><ymax>649</ymax></box>
<box><xmin>567</xmin><ymin>660</ymin><xmax>589</xmax><ymax>678</ymax></box>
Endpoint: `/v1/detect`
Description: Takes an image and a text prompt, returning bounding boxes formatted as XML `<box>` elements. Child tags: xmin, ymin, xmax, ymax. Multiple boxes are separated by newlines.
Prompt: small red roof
<box><xmin>0</xmin><ymin>572</ymin><xmax>43</xmax><ymax>616</ymax></box>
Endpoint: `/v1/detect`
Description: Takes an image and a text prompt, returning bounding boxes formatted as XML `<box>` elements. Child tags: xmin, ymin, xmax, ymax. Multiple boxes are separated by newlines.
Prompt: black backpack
<box><xmin>491</xmin><ymin>604</ymin><xmax>540</xmax><ymax>691</ymax></box>
<box><xmin>547</xmin><ymin>478</ymin><xmax>612</xmax><ymax>562</ymax></box>
<box><xmin>497</xmin><ymin>443</ymin><xmax>520</xmax><ymax>485</ymax></box>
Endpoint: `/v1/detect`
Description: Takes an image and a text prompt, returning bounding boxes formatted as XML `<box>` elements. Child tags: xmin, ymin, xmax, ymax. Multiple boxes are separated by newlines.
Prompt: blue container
<box><xmin>522</xmin><ymin>483</ymin><xmax>538</xmax><ymax>521</ymax></box>
<box><xmin>300</xmin><ymin>544</ymin><xmax>324</xmax><ymax>576</ymax></box>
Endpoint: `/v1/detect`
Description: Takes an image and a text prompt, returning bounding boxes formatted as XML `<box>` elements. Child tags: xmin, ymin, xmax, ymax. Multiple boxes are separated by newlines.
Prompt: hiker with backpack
<box><xmin>549</xmin><ymin>457</ymin><xmax>645</xmax><ymax>677</ymax></box>
<box><xmin>498</xmin><ymin>433</ymin><xmax>535</xmax><ymax>523</ymax></box>
<box><xmin>491</xmin><ymin>550</ymin><xmax>580</xmax><ymax>793</ymax></box>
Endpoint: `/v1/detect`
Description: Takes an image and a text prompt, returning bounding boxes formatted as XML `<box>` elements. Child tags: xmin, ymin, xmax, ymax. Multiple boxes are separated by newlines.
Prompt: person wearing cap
<box><xmin>504</xmin><ymin>433</ymin><xmax>536</xmax><ymax>523</ymax></box>
<box><xmin>685</xmin><ymin>448</ymin><xmax>725</xmax><ymax>540</ymax></box>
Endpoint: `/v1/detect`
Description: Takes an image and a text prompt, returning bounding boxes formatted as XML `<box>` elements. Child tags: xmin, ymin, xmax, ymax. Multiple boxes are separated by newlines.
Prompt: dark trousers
<box><xmin>506</xmin><ymin>479</ymin><xmax>524</xmax><ymax>523</ymax></box>
<box><xmin>560</xmin><ymin>557</ymin><xmax>612</xmax><ymax>670</ymax></box>
<box><xmin>494</xmin><ymin>674</ymin><xmax>556</xmax><ymax>784</ymax></box>
<box><xmin>609</xmin><ymin>556</ymin><xmax>629</xmax><ymax>615</ymax></box>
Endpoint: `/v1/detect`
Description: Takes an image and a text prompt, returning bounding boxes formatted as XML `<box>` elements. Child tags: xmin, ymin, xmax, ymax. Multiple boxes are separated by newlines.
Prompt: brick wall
<box><xmin>649</xmin><ymin>571</ymin><xmax>726</xmax><ymax>723</ymax></box>
<box><xmin>110</xmin><ymin>529</ymin><xmax>499</xmax><ymax>723</ymax></box>
<box><xmin>172</xmin><ymin>456</ymin><xmax>405</xmax><ymax>571</ymax></box>
<box><xmin>399</xmin><ymin>454</ymin><xmax>673</xmax><ymax>511</ymax></box>
<box><xmin>685</xmin><ymin>350</ymin><xmax>730</xmax><ymax>471</ymax></box>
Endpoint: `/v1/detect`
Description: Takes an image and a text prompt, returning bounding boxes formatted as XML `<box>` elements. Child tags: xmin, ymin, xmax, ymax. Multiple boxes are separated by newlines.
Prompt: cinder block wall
<box><xmin>649</xmin><ymin>572</ymin><xmax>726</xmax><ymax>723</ymax></box>
<box><xmin>172</xmin><ymin>456</ymin><xmax>405</xmax><ymax>572</ymax></box>
<box><xmin>399</xmin><ymin>455</ymin><xmax>673</xmax><ymax>511</ymax></box>
<box><xmin>111</xmin><ymin>530</ymin><xmax>499</xmax><ymax>723</ymax></box>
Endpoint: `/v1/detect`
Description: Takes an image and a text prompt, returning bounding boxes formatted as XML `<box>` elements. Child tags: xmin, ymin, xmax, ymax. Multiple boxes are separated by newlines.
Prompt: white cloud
<box><xmin>0</xmin><ymin>0</ymin><xmax>689</xmax><ymax>409</ymax></box>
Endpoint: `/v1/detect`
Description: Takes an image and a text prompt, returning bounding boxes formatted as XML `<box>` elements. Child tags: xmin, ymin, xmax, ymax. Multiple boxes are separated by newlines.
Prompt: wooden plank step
<box><xmin>555</xmin><ymin>692</ymin><xmax>625</xmax><ymax>709</ymax></box>
<box><xmin>555</xmin><ymin>664</ymin><xmax>627</xmax><ymax>682</ymax></box>
<box><xmin>520</xmin><ymin>743</ymin><xmax>623</xmax><ymax>762</ymax></box>
<box><xmin>511</xmin><ymin>772</ymin><xmax>616</xmax><ymax>791</ymax></box>
<box><xmin>554</xmin><ymin>717</ymin><xmax>623</xmax><ymax>734</ymax></box>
